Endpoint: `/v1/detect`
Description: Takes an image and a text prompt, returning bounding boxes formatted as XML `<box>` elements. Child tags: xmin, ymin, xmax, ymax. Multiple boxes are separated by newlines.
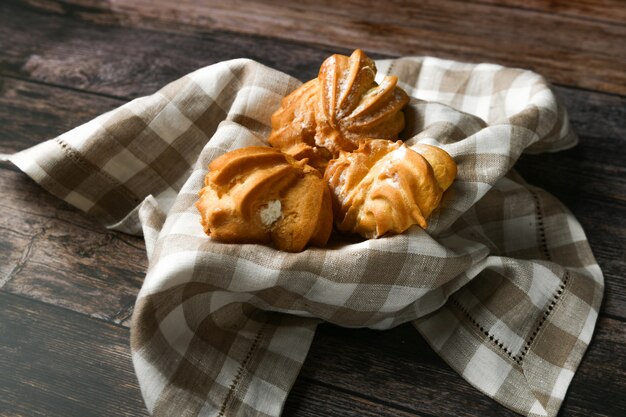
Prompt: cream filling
<box><xmin>260</xmin><ymin>200</ymin><xmax>282</xmax><ymax>227</ymax></box>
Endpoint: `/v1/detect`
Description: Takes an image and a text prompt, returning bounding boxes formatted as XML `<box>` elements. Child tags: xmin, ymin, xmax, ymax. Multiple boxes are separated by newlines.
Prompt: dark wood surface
<box><xmin>1</xmin><ymin>1</ymin><xmax>624</xmax><ymax>416</ymax></box>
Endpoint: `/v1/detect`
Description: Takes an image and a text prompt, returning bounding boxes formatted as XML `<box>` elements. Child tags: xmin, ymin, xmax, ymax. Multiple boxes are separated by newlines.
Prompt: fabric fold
<box><xmin>415</xmin><ymin>178</ymin><xmax>603</xmax><ymax>417</ymax></box>
<box><xmin>10</xmin><ymin>56</ymin><xmax>602</xmax><ymax>417</ymax></box>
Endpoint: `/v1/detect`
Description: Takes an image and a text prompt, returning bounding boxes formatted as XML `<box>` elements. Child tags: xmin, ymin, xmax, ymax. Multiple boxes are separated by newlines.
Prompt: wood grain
<box><xmin>0</xmin><ymin>291</ymin><xmax>430</xmax><ymax>417</ymax></box>
<box><xmin>305</xmin><ymin>323</ymin><xmax>520</xmax><ymax>417</ymax></box>
<box><xmin>0</xmin><ymin>291</ymin><xmax>148</xmax><ymax>417</ymax></box>
<box><xmin>0</xmin><ymin>76</ymin><xmax>121</xmax><ymax>154</ymax></box>
<box><xmin>0</xmin><ymin>1</ymin><xmax>342</xmax><ymax>99</ymax></box>
<box><xmin>554</xmin><ymin>86</ymin><xmax>626</xmax><ymax>145</ymax></box>
<box><xmin>14</xmin><ymin>0</ymin><xmax>626</xmax><ymax>94</ymax></box>
<box><xmin>285</xmin><ymin>378</ymin><xmax>424</xmax><ymax>417</ymax></box>
<box><xmin>0</xmin><ymin>168</ymin><xmax>146</xmax><ymax>326</ymax></box>
<box><xmin>468</xmin><ymin>0</ymin><xmax>626</xmax><ymax>25</ymax></box>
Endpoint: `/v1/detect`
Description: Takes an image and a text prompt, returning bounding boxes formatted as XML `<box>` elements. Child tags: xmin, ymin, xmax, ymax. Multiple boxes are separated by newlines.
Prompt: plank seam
<box><xmin>463</xmin><ymin>0</ymin><xmax>626</xmax><ymax>28</ymax></box>
<box><xmin>0</xmin><ymin>289</ymin><xmax>133</xmax><ymax>330</ymax></box>
<box><xmin>299</xmin><ymin>376</ymin><xmax>433</xmax><ymax>417</ymax></box>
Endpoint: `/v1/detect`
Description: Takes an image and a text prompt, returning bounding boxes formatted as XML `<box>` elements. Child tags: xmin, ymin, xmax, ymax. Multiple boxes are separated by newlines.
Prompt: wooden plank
<box><xmin>12</xmin><ymin>0</ymin><xmax>626</xmax><ymax>95</ymax></box>
<box><xmin>0</xmin><ymin>75</ymin><xmax>141</xmax><ymax>327</ymax></box>
<box><xmin>0</xmin><ymin>76</ymin><xmax>121</xmax><ymax>154</ymax></box>
<box><xmin>0</xmin><ymin>291</ymin><xmax>148</xmax><ymax>417</ymax></box>
<box><xmin>0</xmin><ymin>228</ymin><xmax>32</xmax><ymax>288</ymax></box>
<box><xmin>0</xmin><ymin>168</ymin><xmax>146</xmax><ymax>326</ymax></box>
<box><xmin>554</xmin><ymin>86</ymin><xmax>626</xmax><ymax>144</ymax></box>
<box><xmin>285</xmin><ymin>378</ymin><xmax>424</xmax><ymax>417</ymax></box>
<box><xmin>0</xmin><ymin>290</ymin><xmax>425</xmax><ymax>417</ymax></box>
<box><xmin>302</xmin><ymin>319</ymin><xmax>626</xmax><ymax>417</ymax></box>
<box><xmin>302</xmin><ymin>323</ymin><xmax>521</xmax><ymax>417</ymax></box>
<box><xmin>0</xmin><ymin>1</ymin><xmax>342</xmax><ymax>99</ymax></box>
<box><xmin>467</xmin><ymin>0</ymin><xmax>626</xmax><ymax>26</ymax></box>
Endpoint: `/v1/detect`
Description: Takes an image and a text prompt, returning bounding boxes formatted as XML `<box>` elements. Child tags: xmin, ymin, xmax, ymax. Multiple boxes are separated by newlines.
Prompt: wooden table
<box><xmin>1</xmin><ymin>1</ymin><xmax>625</xmax><ymax>416</ymax></box>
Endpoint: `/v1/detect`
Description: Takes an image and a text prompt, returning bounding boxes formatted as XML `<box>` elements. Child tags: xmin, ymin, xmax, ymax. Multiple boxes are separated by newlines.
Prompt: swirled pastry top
<box><xmin>196</xmin><ymin>146</ymin><xmax>333</xmax><ymax>252</ymax></box>
<box><xmin>268</xmin><ymin>49</ymin><xmax>409</xmax><ymax>170</ymax></box>
<box><xmin>324</xmin><ymin>140</ymin><xmax>456</xmax><ymax>239</ymax></box>
<box><xmin>316</xmin><ymin>49</ymin><xmax>410</xmax><ymax>154</ymax></box>
<box><xmin>267</xmin><ymin>79</ymin><xmax>331</xmax><ymax>172</ymax></box>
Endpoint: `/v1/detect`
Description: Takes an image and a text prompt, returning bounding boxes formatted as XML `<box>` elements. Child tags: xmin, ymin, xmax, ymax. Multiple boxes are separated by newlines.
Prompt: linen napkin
<box><xmin>10</xmin><ymin>56</ymin><xmax>603</xmax><ymax>417</ymax></box>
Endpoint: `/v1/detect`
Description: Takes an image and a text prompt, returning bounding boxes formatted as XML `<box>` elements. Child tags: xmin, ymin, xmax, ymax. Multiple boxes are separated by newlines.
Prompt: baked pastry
<box><xmin>267</xmin><ymin>79</ymin><xmax>332</xmax><ymax>172</ymax></box>
<box><xmin>410</xmin><ymin>143</ymin><xmax>457</xmax><ymax>190</ymax></box>
<box><xmin>315</xmin><ymin>49</ymin><xmax>410</xmax><ymax>155</ymax></box>
<box><xmin>324</xmin><ymin>140</ymin><xmax>456</xmax><ymax>238</ymax></box>
<box><xmin>268</xmin><ymin>49</ymin><xmax>409</xmax><ymax>170</ymax></box>
<box><xmin>196</xmin><ymin>146</ymin><xmax>333</xmax><ymax>252</ymax></box>
<box><xmin>198</xmin><ymin>51</ymin><xmax>456</xmax><ymax>249</ymax></box>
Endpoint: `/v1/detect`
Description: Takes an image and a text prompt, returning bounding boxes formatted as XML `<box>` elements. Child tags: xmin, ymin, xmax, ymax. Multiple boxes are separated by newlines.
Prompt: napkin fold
<box><xmin>10</xmin><ymin>56</ymin><xmax>603</xmax><ymax>417</ymax></box>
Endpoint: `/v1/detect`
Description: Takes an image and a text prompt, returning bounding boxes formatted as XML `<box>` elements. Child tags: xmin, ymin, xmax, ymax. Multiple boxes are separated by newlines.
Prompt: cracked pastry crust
<box><xmin>324</xmin><ymin>140</ymin><xmax>456</xmax><ymax>239</ymax></box>
<box><xmin>196</xmin><ymin>146</ymin><xmax>333</xmax><ymax>252</ymax></box>
<box><xmin>268</xmin><ymin>49</ymin><xmax>409</xmax><ymax>171</ymax></box>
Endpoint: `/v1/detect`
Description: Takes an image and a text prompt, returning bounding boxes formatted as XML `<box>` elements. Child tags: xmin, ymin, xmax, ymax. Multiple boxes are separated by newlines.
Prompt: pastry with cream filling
<box><xmin>196</xmin><ymin>146</ymin><xmax>333</xmax><ymax>252</ymax></box>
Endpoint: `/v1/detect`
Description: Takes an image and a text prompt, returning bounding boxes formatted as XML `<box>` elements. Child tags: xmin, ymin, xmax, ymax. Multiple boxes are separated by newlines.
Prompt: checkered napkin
<box><xmin>10</xmin><ymin>56</ymin><xmax>603</xmax><ymax>417</ymax></box>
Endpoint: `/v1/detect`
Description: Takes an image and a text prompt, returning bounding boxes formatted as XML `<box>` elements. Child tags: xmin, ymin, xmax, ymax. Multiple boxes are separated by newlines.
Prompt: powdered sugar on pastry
<box><xmin>325</xmin><ymin>140</ymin><xmax>455</xmax><ymax>238</ymax></box>
<box><xmin>268</xmin><ymin>49</ymin><xmax>410</xmax><ymax>166</ymax></box>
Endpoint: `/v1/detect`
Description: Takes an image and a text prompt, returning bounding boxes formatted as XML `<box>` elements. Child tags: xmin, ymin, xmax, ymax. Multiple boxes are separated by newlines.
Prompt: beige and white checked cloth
<box><xmin>10</xmin><ymin>56</ymin><xmax>604</xmax><ymax>417</ymax></box>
